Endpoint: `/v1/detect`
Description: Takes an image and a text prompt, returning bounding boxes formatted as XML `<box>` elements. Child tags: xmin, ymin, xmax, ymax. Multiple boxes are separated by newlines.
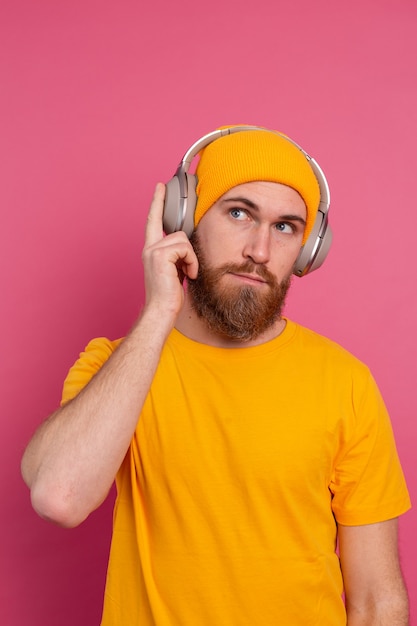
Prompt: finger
<box><xmin>176</xmin><ymin>244</ymin><xmax>199</xmax><ymax>281</ymax></box>
<box><xmin>145</xmin><ymin>183</ymin><xmax>166</xmax><ymax>246</ymax></box>
<box><xmin>145</xmin><ymin>236</ymin><xmax>199</xmax><ymax>282</ymax></box>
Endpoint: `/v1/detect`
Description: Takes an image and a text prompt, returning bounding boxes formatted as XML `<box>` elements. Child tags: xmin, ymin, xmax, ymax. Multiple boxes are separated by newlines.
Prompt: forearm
<box><xmin>21</xmin><ymin>305</ymin><xmax>174</xmax><ymax>527</ymax></box>
<box><xmin>346</xmin><ymin>596</ymin><xmax>409</xmax><ymax>626</ymax></box>
<box><xmin>340</xmin><ymin>520</ymin><xmax>409</xmax><ymax>626</ymax></box>
<box><xmin>345</xmin><ymin>576</ymin><xmax>409</xmax><ymax>626</ymax></box>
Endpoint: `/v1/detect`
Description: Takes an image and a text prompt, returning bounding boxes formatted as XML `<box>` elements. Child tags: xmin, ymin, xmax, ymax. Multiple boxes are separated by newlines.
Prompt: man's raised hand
<box><xmin>142</xmin><ymin>183</ymin><xmax>199</xmax><ymax>320</ymax></box>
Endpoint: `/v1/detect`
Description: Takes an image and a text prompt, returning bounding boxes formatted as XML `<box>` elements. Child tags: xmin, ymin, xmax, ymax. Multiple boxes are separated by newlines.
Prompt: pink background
<box><xmin>1</xmin><ymin>0</ymin><xmax>416</xmax><ymax>624</ymax></box>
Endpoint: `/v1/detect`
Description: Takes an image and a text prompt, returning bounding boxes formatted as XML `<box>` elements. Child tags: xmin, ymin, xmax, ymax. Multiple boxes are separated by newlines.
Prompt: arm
<box><xmin>339</xmin><ymin>518</ymin><xmax>409</xmax><ymax>625</ymax></box>
<box><xmin>21</xmin><ymin>183</ymin><xmax>198</xmax><ymax>528</ymax></box>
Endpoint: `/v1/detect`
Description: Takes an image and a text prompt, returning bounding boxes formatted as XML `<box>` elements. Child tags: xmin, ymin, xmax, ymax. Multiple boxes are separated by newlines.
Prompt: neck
<box><xmin>175</xmin><ymin>292</ymin><xmax>287</xmax><ymax>349</ymax></box>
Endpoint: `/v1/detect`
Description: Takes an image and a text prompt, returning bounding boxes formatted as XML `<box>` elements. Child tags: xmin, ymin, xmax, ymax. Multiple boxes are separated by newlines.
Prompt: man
<box><xmin>22</xmin><ymin>126</ymin><xmax>411</xmax><ymax>625</ymax></box>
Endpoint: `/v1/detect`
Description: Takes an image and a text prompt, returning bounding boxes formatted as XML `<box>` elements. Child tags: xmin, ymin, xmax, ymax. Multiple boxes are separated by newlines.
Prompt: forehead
<box><xmin>217</xmin><ymin>181</ymin><xmax>307</xmax><ymax>215</ymax></box>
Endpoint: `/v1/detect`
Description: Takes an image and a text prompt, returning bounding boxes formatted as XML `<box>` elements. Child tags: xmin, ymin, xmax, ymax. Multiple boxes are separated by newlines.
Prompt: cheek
<box><xmin>271</xmin><ymin>244</ymin><xmax>302</xmax><ymax>276</ymax></box>
<box><xmin>196</xmin><ymin>228</ymin><xmax>238</xmax><ymax>263</ymax></box>
<box><xmin>204</xmin><ymin>243</ymin><xmax>231</xmax><ymax>266</ymax></box>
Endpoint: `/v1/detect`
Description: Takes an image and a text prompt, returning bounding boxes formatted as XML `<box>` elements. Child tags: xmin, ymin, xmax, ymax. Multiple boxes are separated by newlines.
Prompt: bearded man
<box><xmin>22</xmin><ymin>126</ymin><xmax>410</xmax><ymax>625</ymax></box>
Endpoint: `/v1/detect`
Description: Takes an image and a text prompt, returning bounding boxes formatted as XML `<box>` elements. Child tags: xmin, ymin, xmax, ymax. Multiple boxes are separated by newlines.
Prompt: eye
<box><xmin>275</xmin><ymin>222</ymin><xmax>295</xmax><ymax>234</ymax></box>
<box><xmin>230</xmin><ymin>208</ymin><xmax>248</xmax><ymax>221</ymax></box>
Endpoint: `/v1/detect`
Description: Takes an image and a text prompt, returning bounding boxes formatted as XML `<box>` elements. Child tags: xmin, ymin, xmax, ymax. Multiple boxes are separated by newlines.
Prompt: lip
<box><xmin>229</xmin><ymin>272</ymin><xmax>268</xmax><ymax>285</ymax></box>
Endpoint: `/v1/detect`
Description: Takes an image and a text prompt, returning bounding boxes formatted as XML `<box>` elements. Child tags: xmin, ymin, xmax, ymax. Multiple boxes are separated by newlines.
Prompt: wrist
<box><xmin>132</xmin><ymin>302</ymin><xmax>178</xmax><ymax>341</ymax></box>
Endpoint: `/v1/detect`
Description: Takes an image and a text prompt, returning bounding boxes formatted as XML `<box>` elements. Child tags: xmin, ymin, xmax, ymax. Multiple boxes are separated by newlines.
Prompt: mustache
<box><xmin>216</xmin><ymin>261</ymin><xmax>276</xmax><ymax>285</ymax></box>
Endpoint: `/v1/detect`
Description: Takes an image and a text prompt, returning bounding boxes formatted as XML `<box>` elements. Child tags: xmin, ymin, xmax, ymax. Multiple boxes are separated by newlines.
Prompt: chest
<box><xmin>137</xmin><ymin>355</ymin><xmax>346</xmax><ymax>496</ymax></box>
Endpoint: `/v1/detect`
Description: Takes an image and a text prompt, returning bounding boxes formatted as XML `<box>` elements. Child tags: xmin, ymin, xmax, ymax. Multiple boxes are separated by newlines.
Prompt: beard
<box><xmin>187</xmin><ymin>231</ymin><xmax>292</xmax><ymax>342</ymax></box>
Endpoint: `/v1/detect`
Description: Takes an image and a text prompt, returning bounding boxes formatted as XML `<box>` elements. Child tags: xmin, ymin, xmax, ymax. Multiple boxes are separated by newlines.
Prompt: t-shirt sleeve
<box><xmin>61</xmin><ymin>337</ymin><xmax>122</xmax><ymax>405</ymax></box>
<box><xmin>329</xmin><ymin>370</ymin><xmax>411</xmax><ymax>525</ymax></box>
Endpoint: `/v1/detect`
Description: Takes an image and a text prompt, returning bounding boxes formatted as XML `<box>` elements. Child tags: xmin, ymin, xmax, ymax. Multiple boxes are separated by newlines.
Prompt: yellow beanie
<box><xmin>195</xmin><ymin>126</ymin><xmax>320</xmax><ymax>244</ymax></box>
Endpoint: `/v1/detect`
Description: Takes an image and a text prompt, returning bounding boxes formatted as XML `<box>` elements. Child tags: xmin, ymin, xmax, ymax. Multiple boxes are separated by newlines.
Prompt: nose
<box><xmin>242</xmin><ymin>225</ymin><xmax>271</xmax><ymax>265</ymax></box>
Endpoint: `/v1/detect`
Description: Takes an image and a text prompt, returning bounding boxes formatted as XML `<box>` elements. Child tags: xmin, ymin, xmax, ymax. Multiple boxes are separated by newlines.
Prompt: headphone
<box><xmin>163</xmin><ymin>126</ymin><xmax>332</xmax><ymax>277</ymax></box>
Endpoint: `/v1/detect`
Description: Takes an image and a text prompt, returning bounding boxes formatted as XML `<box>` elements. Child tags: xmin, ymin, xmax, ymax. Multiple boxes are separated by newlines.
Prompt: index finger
<box><xmin>145</xmin><ymin>182</ymin><xmax>166</xmax><ymax>246</ymax></box>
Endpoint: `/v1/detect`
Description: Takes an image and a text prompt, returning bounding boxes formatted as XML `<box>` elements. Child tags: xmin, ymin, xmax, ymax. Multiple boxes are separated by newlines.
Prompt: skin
<box><xmin>21</xmin><ymin>181</ymin><xmax>409</xmax><ymax>624</ymax></box>
<box><xmin>339</xmin><ymin>520</ymin><xmax>409</xmax><ymax>625</ymax></box>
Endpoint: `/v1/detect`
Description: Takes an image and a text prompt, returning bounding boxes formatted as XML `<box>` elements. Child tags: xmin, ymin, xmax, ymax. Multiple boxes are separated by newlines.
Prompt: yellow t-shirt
<box><xmin>62</xmin><ymin>319</ymin><xmax>411</xmax><ymax>625</ymax></box>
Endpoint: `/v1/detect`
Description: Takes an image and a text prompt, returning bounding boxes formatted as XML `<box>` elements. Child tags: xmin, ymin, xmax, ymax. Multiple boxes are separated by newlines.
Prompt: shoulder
<box><xmin>289</xmin><ymin>320</ymin><xmax>369</xmax><ymax>374</ymax></box>
<box><xmin>61</xmin><ymin>337</ymin><xmax>124</xmax><ymax>404</ymax></box>
<box><xmin>80</xmin><ymin>336</ymin><xmax>124</xmax><ymax>360</ymax></box>
<box><xmin>69</xmin><ymin>336</ymin><xmax>124</xmax><ymax>372</ymax></box>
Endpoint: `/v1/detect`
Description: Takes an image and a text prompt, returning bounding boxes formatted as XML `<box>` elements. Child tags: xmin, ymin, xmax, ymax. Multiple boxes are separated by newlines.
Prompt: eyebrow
<box><xmin>222</xmin><ymin>196</ymin><xmax>307</xmax><ymax>226</ymax></box>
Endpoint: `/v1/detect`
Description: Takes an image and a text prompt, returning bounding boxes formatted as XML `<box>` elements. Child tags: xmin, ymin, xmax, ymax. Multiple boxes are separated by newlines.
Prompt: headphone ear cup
<box><xmin>163</xmin><ymin>175</ymin><xmax>181</xmax><ymax>235</ymax></box>
<box><xmin>293</xmin><ymin>211</ymin><xmax>332</xmax><ymax>277</ymax></box>
<box><xmin>182</xmin><ymin>173</ymin><xmax>197</xmax><ymax>237</ymax></box>
<box><xmin>307</xmin><ymin>224</ymin><xmax>332</xmax><ymax>274</ymax></box>
<box><xmin>162</xmin><ymin>173</ymin><xmax>197</xmax><ymax>238</ymax></box>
